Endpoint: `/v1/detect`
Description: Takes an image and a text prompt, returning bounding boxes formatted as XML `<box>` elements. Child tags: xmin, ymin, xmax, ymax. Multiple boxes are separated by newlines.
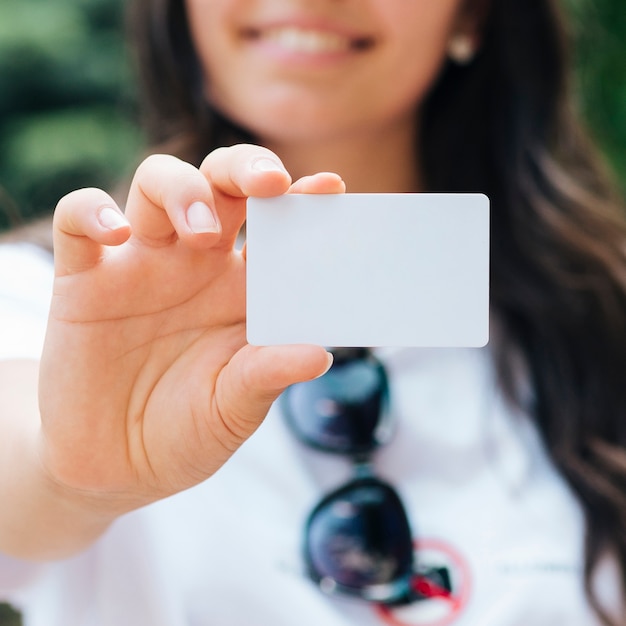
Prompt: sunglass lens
<box><xmin>305</xmin><ymin>477</ymin><xmax>414</xmax><ymax>601</ymax></box>
<box><xmin>281</xmin><ymin>353</ymin><xmax>390</xmax><ymax>455</ymax></box>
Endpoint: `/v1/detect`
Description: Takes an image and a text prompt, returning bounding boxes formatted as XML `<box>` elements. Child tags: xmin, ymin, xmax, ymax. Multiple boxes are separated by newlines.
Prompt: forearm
<box><xmin>0</xmin><ymin>360</ymin><xmax>116</xmax><ymax>561</ymax></box>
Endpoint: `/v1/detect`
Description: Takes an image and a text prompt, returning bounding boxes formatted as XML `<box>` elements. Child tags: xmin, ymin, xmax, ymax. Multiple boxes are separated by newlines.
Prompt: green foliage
<box><xmin>565</xmin><ymin>0</ymin><xmax>626</xmax><ymax>193</ymax></box>
<box><xmin>0</xmin><ymin>602</ymin><xmax>22</xmax><ymax>626</ymax></box>
<box><xmin>0</xmin><ymin>0</ymin><xmax>624</xmax><ymax>232</ymax></box>
<box><xmin>0</xmin><ymin>0</ymin><xmax>142</xmax><ymax>230</ymax></box>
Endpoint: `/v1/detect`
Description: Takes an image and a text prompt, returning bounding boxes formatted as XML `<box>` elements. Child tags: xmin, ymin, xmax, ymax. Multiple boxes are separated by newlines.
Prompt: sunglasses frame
<box><xmin>304</xmin><ymin>472</ymin><xmax>417</xmax><ymax>604</ymax></box>
<box><xmin>281</xmin><ymin>348</ymin><xmax>421</xmax><ymax>606</ymax></box>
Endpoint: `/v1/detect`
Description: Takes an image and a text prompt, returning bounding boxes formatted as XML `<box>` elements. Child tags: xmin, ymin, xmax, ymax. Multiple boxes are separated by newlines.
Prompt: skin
<box><xmin>0</xmin><ymin>150</ymin><xmax>340</xmax><ymax>559</ymax></box>
<box><xmin>0</xmin><ymin>0</ymin><xmax>483</xmax><ymax>560</ymax></box>
<box><xmin>185</xmin><ymin>0</ymin><xmax>473</xmax><ymax>191</ymax></box>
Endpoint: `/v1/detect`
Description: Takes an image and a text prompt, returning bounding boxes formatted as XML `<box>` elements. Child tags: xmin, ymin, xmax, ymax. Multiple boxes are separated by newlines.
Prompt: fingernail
<box><xmin>187</xmin><ymin>201</ymin><xmax>219</xmax><ymax>233</ymax></box>
<box><xmin>98</xmin><ymin>206</ymin><xmax>129</xmax><ymax>231</ymax></box>
<box><xmin>315</xmin><ymin>352</ymin><xmax>334</xmax><ymax>379</ymax></box>
<box><xmin>252</xmin><ymin>158</ymin><xmax>286</xmax><ymax>173</ymax></box>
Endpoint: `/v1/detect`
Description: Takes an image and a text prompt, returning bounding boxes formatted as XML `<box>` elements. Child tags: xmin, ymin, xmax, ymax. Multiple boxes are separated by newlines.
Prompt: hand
<box><xmin>38</xmin><ymin>144</ymin><xmax>344</xmax><ymax>513</ymax></box>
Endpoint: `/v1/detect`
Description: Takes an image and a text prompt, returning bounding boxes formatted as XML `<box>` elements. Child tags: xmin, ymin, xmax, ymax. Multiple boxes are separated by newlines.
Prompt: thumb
<box><xmin>211</xmin><ymin>344</ymin><xmax>333</xmax><ymax>452</ymax></box>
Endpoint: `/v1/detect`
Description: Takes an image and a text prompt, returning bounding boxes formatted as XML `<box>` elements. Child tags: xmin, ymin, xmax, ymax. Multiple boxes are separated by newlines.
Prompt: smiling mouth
<box><xmin>242</xmin><ymin>26</ymin><xmax>374</xmax><ymax>54</ymax></box>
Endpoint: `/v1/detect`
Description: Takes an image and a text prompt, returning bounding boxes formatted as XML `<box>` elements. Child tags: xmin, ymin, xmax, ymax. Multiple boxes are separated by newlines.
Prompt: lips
<box><xmin>242</xmin><ymin>24</ymin><xmax>374</xmax><ymax>55</ymax></box>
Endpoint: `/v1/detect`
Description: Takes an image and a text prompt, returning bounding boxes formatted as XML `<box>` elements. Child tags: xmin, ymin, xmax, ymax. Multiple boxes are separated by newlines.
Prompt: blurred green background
<box><xmin>0</xmin><ymin>0</ymin><xmax>142</xmax><ymax>231</ymax></box>
<box><xmin>0</xmin><ymin>0</ymin><xmax>625</xmax><ymax>233</ymax></box>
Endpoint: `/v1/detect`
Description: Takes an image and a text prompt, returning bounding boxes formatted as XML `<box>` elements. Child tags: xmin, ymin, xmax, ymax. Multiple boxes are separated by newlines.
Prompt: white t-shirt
<box><xmin>0</xmin><ymin>242</ymin><xmax>622</xmax><ymax>626</ymax></box>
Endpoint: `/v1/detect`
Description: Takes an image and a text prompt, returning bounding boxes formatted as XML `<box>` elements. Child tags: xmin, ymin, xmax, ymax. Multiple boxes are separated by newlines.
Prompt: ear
<box><xmin>448</xmin><ymin>0</ymin><xmax>492</xmax><ymax>64</ymax></box>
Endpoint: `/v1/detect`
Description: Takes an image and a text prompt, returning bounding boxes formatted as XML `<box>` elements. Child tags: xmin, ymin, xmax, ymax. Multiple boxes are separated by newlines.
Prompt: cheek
<box><xmin>185</xmin><ymin>0</ymin><xmax>233</xmax><ymax>74</ymax></box>
<box><xmin>374</xmin><ymin>6</ymin><xmax>458</xmax><ymax>104</ymax></box>
<box><xmin>385</xmin><ymin>48</ymin><xmax>447</xmax><ymax>112</ymax></box>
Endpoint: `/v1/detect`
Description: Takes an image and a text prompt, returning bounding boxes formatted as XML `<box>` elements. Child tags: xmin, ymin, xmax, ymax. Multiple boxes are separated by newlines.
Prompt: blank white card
<box><xmin>246</xmin><ymin>193</ymin><xmax>489</xmax><ymax>347</ymax></box>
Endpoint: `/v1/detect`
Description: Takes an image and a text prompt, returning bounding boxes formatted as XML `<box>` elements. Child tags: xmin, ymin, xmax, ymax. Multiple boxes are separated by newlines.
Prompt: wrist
<box><xmin>0</xmin><ymin>425</ymin><xmax>123</xmax><ymax>561</ymax></box>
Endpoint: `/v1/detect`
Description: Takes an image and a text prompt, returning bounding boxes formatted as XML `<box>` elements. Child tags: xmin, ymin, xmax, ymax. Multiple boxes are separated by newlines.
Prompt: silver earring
<box><xmin>447</xmin><ymin>34</ymin><xmax>476</xmax><ymax>65</ymax></box>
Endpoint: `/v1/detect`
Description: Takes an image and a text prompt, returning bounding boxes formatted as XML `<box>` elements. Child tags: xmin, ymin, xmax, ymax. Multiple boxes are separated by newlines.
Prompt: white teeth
<box><xmin>263</xmin><ymin>27</ymin><xmax>350</xmax><ymax>53</ymax></box>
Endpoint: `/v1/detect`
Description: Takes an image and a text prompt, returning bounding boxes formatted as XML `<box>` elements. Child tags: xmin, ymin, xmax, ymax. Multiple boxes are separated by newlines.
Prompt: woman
<box><xmin>0</xmin><ymin>0</ymin><xmax>625</xmax><ymax>624</ymax></box>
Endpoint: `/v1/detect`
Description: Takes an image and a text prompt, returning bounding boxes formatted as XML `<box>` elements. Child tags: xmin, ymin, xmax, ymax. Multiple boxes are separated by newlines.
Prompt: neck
<box><xmin>265</xmin><ymin>114</ymin><xmax>422</xmax><ymax>193</ymax></box>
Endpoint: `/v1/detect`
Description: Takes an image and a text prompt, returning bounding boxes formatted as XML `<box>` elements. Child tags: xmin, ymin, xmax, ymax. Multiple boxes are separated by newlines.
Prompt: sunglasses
<box><xmin>280</xmin><ymin>348</ymin><xmax>453</xmax><ymax>606</ymax></box>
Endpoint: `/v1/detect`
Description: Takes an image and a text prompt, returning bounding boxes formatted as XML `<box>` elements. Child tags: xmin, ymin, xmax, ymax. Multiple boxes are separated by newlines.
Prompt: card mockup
<box><xmin>246</xmin><ymin>193</ymin><xmax>489</xmax><ymax>347</ymax></box>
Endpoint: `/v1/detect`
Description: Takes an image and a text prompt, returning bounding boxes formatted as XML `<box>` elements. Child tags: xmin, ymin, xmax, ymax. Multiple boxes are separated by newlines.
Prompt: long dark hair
<box><xmin>127</xmin><ymin>1</ymin><xmax>626</xmax><ymax>622</ymax></box>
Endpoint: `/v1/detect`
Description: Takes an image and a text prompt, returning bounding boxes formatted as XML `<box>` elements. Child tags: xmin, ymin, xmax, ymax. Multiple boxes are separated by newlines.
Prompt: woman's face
<box><xmin>184</xmin><ymin>0</ymin><xmax>467</xmax><ymax>145</ymax></box>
